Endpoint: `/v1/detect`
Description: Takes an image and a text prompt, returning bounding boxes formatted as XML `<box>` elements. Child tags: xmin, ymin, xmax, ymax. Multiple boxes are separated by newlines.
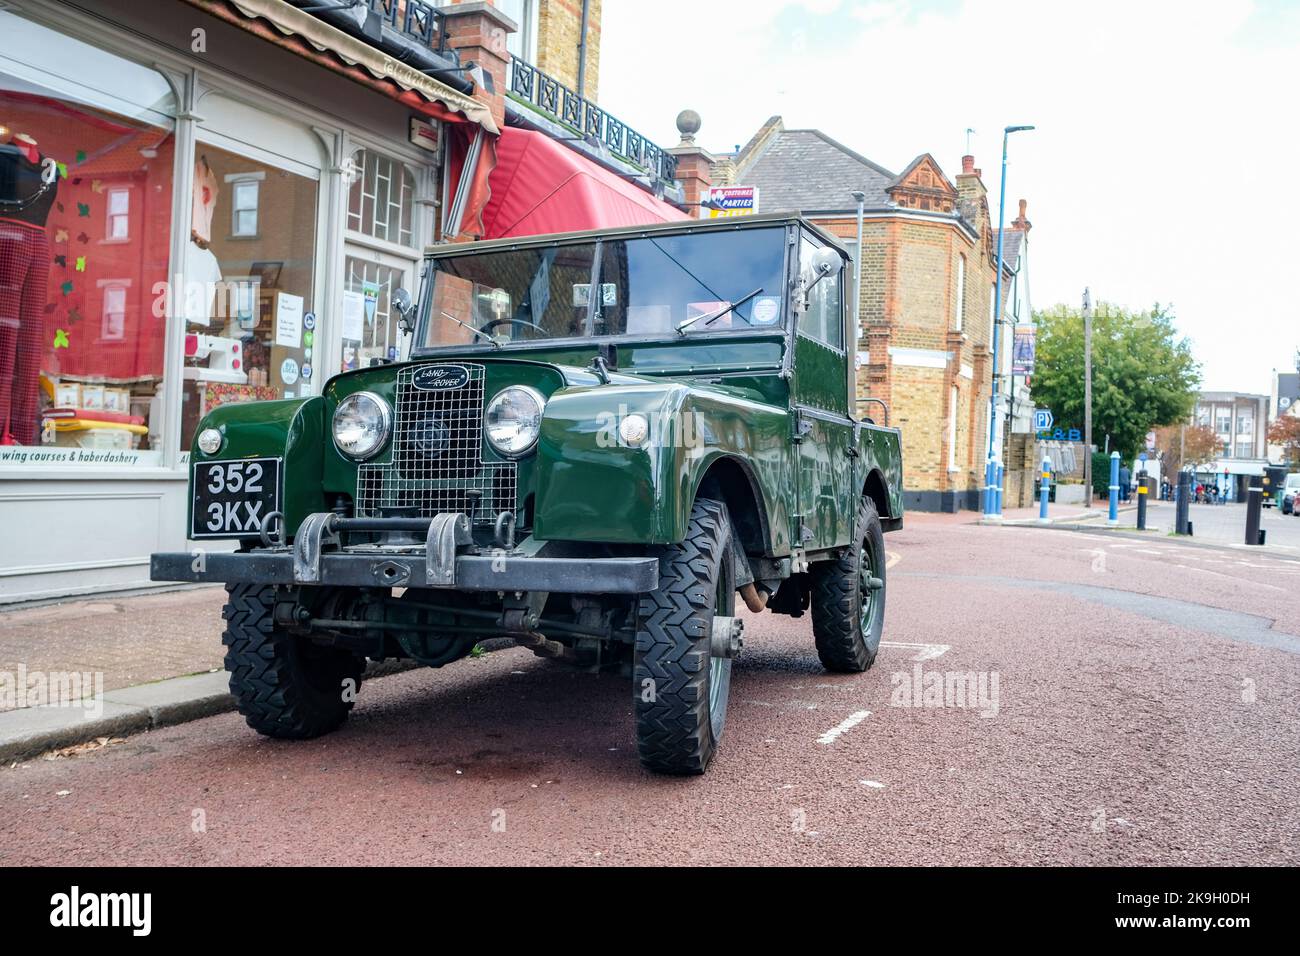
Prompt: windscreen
<box><xmin>420</xmin><ymin>227</ymin><xmax>787</xmax><ymax>350</ymax></box>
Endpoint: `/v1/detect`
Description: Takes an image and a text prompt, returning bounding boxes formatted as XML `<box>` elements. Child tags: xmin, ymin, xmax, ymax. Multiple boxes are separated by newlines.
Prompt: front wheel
<box><xmin>810</xmin><ymin>497</ymin><xmax>887</xmax><ymax>672</ymax></box>
<box><xmin>222</xmin><ymin>584</ymin><xmax>366</xmax><ymax>739</ymax></box>
<box><xmin>633</xmin><ymin>499</ymin><xmax>736</xmax><ymax>775</ymax></box>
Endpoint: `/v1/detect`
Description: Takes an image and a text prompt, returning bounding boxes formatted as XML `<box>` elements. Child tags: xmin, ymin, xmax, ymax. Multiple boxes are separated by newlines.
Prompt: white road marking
<box><xmin>880</xmin><ymin>641</ymin><xmax>951</xmax><ymax>661</ymax></box>
<box><xmin>860</xmin><ymin>780</ymin><xmax>886</xmax><ymax>789</ymax></box>
<box><xmin>886</xmin><ymin>551</ymin><xmax>901</xmax><ymax>569</ymax></box>
<box><xmin>1173</xmin><ymin>564</ymin><xmax>1287</xmax><ymax>591</ymax></box>
<box><xmin>817</xmin><ymin>710</ymin><xmax>871</xmax><ymax>745</ymax></box>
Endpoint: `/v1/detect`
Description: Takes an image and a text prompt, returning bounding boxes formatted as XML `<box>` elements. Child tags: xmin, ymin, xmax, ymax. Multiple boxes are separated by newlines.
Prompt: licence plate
<box><xmin>191</xmin><ymin>458</ymin><xmax>281</xmax><ymax>539</ymax></box>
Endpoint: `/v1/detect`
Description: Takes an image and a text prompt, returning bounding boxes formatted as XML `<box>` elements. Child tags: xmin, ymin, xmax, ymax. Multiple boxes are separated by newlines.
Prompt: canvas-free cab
<box><xmin>152</xmin><ymin>214</ymin><xmax>904</xmax><ymax>775</ymax></box>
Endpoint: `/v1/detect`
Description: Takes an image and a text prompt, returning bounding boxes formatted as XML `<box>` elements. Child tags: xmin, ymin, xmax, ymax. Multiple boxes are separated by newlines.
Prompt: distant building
<box><xmin>1191</xmin><ymin>390</ymin><xmax>1270</xmax><ymax>499</ymax></box>
<box><xmin>708</xmin><ymin>117</ymin><xmax>1030</xmax><ymax>511</ymax></box>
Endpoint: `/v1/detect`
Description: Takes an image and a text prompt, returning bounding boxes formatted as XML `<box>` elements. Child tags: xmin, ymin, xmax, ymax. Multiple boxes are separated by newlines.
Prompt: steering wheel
<box><xmin>479</xmin><ymin>317</ymin><xmax>547</xmax><ymax>336</ymax></box>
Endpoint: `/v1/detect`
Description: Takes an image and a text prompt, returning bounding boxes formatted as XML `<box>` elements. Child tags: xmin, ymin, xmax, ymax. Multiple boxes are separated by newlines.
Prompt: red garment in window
<box><xmin>0</xmin><ymin>217</ymin><xmax>50</xmax><ymax>444</ymax></box>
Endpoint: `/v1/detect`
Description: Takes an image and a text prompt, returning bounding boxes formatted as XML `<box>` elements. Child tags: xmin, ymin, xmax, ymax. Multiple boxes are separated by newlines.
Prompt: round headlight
<box><xmin>333</xmin><ymin>391</ymin><xmax>392</xmax><ymax>460</ymax></box>
<box><xmin>196</xmin><ymin>427</ymin><xmax>223</xmax><ymax>455</ymax></box>
<box><xmin>485</xmin><ymin>386</ymin><xmax>545</xmax><ymax>457</ymax></box>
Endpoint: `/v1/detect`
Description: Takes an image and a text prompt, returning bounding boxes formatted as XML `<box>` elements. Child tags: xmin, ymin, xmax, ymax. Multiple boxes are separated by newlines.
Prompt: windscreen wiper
<box><xmin>675</xmin><ymin>287</ymin><xmax>763</xmax><ymax>336</ymax></box>
<box><xmin>440</xmin><ymin>311</ymin><xmax>500</xmax><ymax>348</ymax></box>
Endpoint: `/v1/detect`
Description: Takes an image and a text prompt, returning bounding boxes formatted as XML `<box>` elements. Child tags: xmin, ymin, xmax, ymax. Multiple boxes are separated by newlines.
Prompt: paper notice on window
<box><xmin>275</xmin><ymin>292</ymin><xmax>304</xmax><ymax>348</ymax></box>
<box><xmin>341</xmin><ymin>290</ymin><xmax>365</xmax><ymax>342</ymax></box>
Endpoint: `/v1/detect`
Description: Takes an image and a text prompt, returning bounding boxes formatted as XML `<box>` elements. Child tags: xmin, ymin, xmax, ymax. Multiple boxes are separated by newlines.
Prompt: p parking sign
<box><xmin>1033</xmin><ymin>408</ymin><xmax>1054</xmax><ymax>431</ymax></box>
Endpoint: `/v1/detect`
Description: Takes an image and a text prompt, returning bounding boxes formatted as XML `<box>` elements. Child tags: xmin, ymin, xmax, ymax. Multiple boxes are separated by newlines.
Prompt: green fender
<box><xmin>189</xmin><ymin>397</ymin><xmax>325</xmax><ymax>537</ymax></box>
<box><xmin>533</xmin><ymin>382</ymin><xmax>791</xmax><ymax>551</ymax></box>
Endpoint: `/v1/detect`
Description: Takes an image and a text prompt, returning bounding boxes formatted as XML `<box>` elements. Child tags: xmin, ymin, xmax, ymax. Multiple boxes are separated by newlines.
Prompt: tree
<box><xmin>1031</xmin><ymin>302</ymin><xmax>1200</xmax><ymax>460</ymax></box>
<box><xmin>1268</xmin><ymin>415</ymin><xmax>1300</xmax><ymax>468</ymax></box>
<box><xmin>1155</xmin><ymin>423</ymin><xmax>1218</xmax><ymax>476</ymax></box>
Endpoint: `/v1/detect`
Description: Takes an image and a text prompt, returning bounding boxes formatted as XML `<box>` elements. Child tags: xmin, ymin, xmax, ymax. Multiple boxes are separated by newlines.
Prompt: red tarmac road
<box><xmin>2</xmin><ymin>515</ymin><xmax>1298</xmax><ymax>866</ymax></box>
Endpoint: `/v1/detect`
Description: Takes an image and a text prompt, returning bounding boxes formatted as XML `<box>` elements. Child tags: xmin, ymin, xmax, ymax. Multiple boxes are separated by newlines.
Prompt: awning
<box><xmin>185</xmin><ymin>0</ymin><xmax>497</xmax><ymax>133</ymax></box>
<box><xmin>482</xmin><ymin>128</ymin><xmax>689</xmax><ymax>239</ymax></box>
<box><xmin>182</xmin><ymin>0</ymin><xmax>499</xmax><ymax>237</ymax></box>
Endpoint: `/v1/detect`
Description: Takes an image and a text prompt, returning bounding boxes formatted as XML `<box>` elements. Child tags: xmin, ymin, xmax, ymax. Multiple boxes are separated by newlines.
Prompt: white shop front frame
<box><xmin>0</xmin><ymin>0</ymin><xmax>443</xmax><ymax>602</ymax></box>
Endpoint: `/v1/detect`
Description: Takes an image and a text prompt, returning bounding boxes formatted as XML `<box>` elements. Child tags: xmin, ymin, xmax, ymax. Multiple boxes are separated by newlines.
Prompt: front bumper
<box><xmin>150</xmin><ymin>550</ymin><xmax>658</xmax><ymax>593</ymax></box>
<box><xmin>152</xmin><ymin>510</ymin><xmax>658</xmax><ymax>594</ymax></box>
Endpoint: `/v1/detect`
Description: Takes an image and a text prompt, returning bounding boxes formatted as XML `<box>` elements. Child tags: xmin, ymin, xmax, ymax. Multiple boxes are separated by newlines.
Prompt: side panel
<box><xmin>858</xmin><ymin>422</ymin><xmax>905</xmax><ymax>522</ymax></box>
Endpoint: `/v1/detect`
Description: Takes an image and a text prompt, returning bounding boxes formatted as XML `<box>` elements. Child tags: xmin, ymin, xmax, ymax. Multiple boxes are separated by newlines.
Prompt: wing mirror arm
<box><xmin>393</xmin><ymin>287</ymin><xmax>417</xmax><ymax>336</ymax></box>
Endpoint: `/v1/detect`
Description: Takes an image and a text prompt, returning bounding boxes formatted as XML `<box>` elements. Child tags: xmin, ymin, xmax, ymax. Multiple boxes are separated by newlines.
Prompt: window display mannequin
<box><xmin>0</xmin><ymin>124</ymin><xmax>57</xmax><ymax>445</ymax></box>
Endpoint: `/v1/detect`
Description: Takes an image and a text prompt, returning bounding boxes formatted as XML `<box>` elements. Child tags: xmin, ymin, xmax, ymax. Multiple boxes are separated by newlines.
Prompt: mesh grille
<box><xmin>356</xmin><ymin>363</ymin><xmax>516</xmax><ymax>525</ymax></box>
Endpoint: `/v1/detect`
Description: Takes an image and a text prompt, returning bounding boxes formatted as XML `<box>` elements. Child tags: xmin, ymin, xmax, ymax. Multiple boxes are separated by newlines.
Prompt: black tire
<box><xmin>634</xmin><ymin>499</ymin><xmax>735</xmax><ymax>775</ymax></box>
<box><xmin>810</xmin><ymin>497</ymin><xmax>886</xmax><ymax>673</ymax></box>
<box><xmin>221</xmin><ymin>583</ymin><xmax>365</xmax><ymax>739</ymax></box>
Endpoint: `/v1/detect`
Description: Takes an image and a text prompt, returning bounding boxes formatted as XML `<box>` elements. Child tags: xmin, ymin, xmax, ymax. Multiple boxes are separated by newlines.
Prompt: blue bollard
<box><xmin>1038</xmin><ymin>454</ymin><xmax>1051</xmax><ymax>523</ymax></box>
<box><xmin>1107</xmin><ymin>450</ymin><xmax>1120</xmax><ymax>526</ymax></box>
<box><xmin>994</xmin><ymin>461</ymin><xmax>1004</xmax><ymax>514</ymax></box>
<box><xmin>982</xmin><ymin>455</ymin><xmax>997</xmax><ymax>517</ymax></box>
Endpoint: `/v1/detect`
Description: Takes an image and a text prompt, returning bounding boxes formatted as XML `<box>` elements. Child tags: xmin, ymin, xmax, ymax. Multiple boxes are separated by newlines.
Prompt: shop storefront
<box><xmin>0</xmin><ymin>0</ymin><xmax>496</xmax><ymax>601</ymax></box>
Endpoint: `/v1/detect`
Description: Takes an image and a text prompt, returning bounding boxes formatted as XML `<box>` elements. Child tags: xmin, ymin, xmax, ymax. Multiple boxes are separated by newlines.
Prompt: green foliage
<box><xmin>1091</xmin><ymin>450</ymin><xmax>1112</xmax><ymax>500</ymax></box>
<box><xmin>1031</xmin><ymin>302</ymin><xmax>1200</xmax><ymax>460</ymax></box>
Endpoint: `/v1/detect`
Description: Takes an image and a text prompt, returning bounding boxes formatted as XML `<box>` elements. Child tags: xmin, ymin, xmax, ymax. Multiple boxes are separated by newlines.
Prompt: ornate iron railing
<box><xmin>366</xmin><ymin>0</ymin><xmax>448</xmax><ymax>54</ymax></box>
<box><xmin>508</xmin><ymin>57</ymin><xmax>677</xmax><ymax>185</ymax></box>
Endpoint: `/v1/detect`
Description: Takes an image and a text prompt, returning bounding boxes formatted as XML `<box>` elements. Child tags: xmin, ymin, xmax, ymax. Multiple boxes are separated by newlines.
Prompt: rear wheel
<box><xmin>634</xmin><ymin>499</ymin><xmax>736</xmax><ymax>775</ymax></box>
<box><xmin>222</xmin><ymin>584</ymin><xmax>365</xmax><ymax>739</ymax></box>
<box><xmin>810</xmin><ymin>497</ymin><xmax>886</xmax><ymax>672</ymax></box>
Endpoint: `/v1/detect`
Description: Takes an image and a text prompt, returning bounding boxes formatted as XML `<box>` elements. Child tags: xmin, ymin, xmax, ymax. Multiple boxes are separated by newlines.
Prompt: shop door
<box><xmin>340</xmin><ymin>248</ymin><xmax>415</xmax><ymax>371</ymax></box>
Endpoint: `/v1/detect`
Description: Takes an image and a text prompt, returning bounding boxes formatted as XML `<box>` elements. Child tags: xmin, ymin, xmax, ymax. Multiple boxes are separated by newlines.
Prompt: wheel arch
<box><xmin>863</xmin><ymin>467</ymin><xmax>891</xmax><ymax>519</ymax></box>
<box><xmin>693</xmin><ymin>455</ymin><xmax>772</xmax><ymax>557</ymax></box>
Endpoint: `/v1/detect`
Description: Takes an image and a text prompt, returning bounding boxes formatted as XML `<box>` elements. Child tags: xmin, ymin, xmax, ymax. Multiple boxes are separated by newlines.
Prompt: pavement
<box><xmin>1</xmin><ymin>512</ymin><xmax>1297</xmax><ymax>865</ymax></box>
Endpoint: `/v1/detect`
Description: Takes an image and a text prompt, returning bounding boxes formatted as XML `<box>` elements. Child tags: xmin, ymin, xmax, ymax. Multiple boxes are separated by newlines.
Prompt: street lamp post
<box><xmin>983</xmin><ymin>124</ymin><xmax>1035</xmax><ymax>520</ymax></box>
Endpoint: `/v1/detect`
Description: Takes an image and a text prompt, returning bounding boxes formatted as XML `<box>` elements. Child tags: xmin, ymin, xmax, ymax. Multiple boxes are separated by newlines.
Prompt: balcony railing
<box><xmin>366</xmin><ymin>0</ymin><xmax>448</xmax><ymax>54</ymax></box>
<box><xmin>508</xmin><ymin>57</ymin><xmax>677</xmax><ymax>185</ymax></box>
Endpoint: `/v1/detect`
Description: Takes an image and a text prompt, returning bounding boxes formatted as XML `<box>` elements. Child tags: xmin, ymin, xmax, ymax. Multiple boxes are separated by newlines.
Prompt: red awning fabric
<box><xmin>482</xmin><ymin>128</ymin><xmax>689</xmax><ymax>239</ymax></box>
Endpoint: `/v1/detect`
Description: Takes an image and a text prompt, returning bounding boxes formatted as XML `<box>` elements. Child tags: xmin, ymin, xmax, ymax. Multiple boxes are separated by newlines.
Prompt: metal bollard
<box><xmin>1038</xmin><ymin>455</ymin><xmax>1051</xmax><ymax>524</ymax></box>
<box><xmin>1245</xmin><ymin>484</ymin><xmax>1263</xmax><ymax>546</ymax></box>
<box><xmin>1175</xmin><ymin>470</ymin><xmax>1191</xmax><ymax>535</ymax></box>
<box><xmin>1136</xmin><ymin>470</ymin><xmax>1148</xmax><ymax>530</ymax></box>
<box><xmin>1107</xmin><ymin>450</ymin><xmax>1120</xmax><ymax>526</ymax></box>
<box><xmin>982</xmin><ymin>456</ymin><xmax>995</xmax><ymax>517</ymax></box>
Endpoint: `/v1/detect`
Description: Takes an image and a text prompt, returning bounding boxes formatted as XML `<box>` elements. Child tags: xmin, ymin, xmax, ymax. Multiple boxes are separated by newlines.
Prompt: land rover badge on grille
<box><xmin>412</xmin><ymin>365</ymin><xmax>470</xmax><ymax>390</ymax></box>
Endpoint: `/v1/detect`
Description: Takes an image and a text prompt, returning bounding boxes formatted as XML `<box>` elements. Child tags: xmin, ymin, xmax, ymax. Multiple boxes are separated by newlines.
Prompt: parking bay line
<box><xmin>817</xmin><ymin>710</ymin><xmax>870</xmax><ymax>745</ymax></box>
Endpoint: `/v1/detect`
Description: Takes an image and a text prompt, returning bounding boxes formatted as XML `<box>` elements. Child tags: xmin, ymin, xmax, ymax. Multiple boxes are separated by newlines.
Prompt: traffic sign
<box><xmin>1033</xmin><ymin>408</ymin><xmax>1054</xmax><ymax>431</ymax></box>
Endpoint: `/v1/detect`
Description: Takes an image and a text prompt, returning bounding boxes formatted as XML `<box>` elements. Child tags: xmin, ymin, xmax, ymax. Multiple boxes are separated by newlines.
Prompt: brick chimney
<box><xmin>440</xmin><ymin>2</ymin><xmax>515</xmax><ymax>131</ymax></box>
<box><xmin>955</xmin><ymin>152</ymin><xmax>987</xmax><ymax>228</ymax></box>
<box><xmin>1011</xmin><ymin>198</ymin><xmax>1032</xmax><ymax>233</ymax></box>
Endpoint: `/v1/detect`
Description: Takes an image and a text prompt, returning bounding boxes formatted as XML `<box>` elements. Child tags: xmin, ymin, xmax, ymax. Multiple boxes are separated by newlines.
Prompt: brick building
<box><xmin>495</xmin><ymin>0</ymin><xmax>601</xmax><ymax>96</ymax></box>
<box><xmin>708</xmin><ymin>116</ymin><xmax>1027</xmax><ymax>511</ymax></box>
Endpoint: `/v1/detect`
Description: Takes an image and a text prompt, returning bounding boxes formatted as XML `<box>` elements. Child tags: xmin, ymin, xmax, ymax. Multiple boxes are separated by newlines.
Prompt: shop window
<box><xmin>180</xmin><ymin>144</ymin><xmax>318</xmax><ymax>451</ymax></box>
<box><xmin>0</xmin><ymin>10</ymin><xmax>174</xmax><ymax>464</ymax></box>
<box><xmin>99</xmin><ymin>282</ymin><xmax>128</xmax><ymax>341</ymax></box>
<box><xmin>346</xmin><ymin>148</ymin><xmax>414</xmax><ymax>247</ymax></box>
<box><xmin>106</xmin><ymin>188</ymin><xmax>130</xmax><ymax>241</ymax></box>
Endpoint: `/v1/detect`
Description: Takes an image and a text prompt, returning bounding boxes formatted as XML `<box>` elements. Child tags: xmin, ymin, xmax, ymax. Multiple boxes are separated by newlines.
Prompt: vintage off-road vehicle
<box><xmin>152</xmin><ymin>214</ymin><xmax>903</xmax><ymax>774</ymax></box>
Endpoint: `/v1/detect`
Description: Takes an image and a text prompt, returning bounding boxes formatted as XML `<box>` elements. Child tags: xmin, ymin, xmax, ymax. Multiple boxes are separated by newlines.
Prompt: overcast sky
<box><xmin>600</xmin><ymin>0</ymin><xmax>1300</xmax><ymax>394</ymax></box>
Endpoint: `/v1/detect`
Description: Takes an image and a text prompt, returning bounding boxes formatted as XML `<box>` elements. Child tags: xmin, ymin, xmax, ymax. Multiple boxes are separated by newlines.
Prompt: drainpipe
<box><xmin>576</xmin><ymin>0</ymin><xmax>592</xmax><ymax>97</ymax></box>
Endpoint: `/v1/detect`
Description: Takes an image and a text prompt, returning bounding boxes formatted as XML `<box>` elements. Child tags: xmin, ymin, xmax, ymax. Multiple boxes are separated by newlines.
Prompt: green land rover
<box><xmin>152</xmin><ymin>214</ymin><xmax>904</xmax><ymax>774</ymax></box>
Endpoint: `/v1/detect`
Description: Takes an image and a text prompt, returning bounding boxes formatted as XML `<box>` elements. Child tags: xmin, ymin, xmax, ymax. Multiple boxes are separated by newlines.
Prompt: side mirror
<box><xmin>810</xmin><ymin>246</ymin><xmax>843</xmax><ymax>279</ymax></box>
<box><xmin>393</xmin><ymin>287</ymin><xmax>415</xmax><ymax>334</ymax></box>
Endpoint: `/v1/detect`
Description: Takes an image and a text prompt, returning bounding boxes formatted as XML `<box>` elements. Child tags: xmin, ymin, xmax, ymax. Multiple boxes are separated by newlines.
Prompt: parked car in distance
<box><xmin>1281</xmin><ymin>473</ymin><xmax>1300</xmax><ymax>515</ymax></box>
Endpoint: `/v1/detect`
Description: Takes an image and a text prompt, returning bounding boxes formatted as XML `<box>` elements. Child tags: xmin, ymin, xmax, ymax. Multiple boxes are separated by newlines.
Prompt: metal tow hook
<box><xmin>710</xmin><ymin>616</ymin><xmax>744</xmax><ymax>659</ymax></box>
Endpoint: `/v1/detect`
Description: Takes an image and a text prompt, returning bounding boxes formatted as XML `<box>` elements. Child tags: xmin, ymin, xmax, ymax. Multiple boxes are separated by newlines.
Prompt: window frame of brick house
<box><xmin>954</xmin><ymin>253</ymin><xmax>965</xmax><ymax>332</ymax></box>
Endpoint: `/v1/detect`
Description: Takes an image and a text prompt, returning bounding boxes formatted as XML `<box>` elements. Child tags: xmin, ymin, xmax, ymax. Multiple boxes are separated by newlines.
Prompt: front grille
<box><xmin>356</xmin><ymin>363</ymin><xmax>516</xmax><ymax>526</ymax></box>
